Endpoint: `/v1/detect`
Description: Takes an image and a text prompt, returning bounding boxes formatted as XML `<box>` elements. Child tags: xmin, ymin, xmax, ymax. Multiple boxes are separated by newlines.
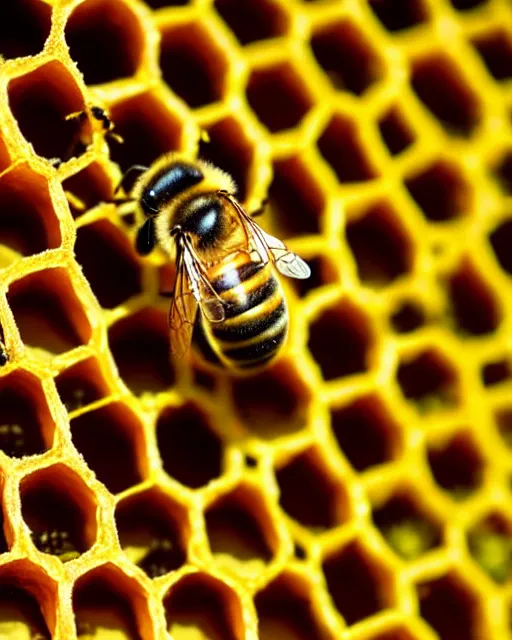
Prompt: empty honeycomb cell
<box><xmin>204</xmin><ymin>484</ymin><xmax>274</xmax><ymax>568</ymax></box>
<box><xmin>8</xmin><ymin>60</ymin><xmax>89</xmax><ymax>161</ymax></box>
<box><xmin>230</xmin><ymin>361</ymin><xmax>311</xmax><ymax>438</ymax></box>
<box><xmin>330</xmin><ymin>394</ymin><xmax>402</xmax><ymax>471</ymax></box>
<box><xmin>276</xmin><ymin>447</ymin><xmax>350</xmax><ymax>530</ymax></box>
<box><xmin>115</xmin><ymin>487</ymin><xmax>188</xmax><ymax>578</ymax></box>
<box><xmin>396</xmin><ymin>348</ymin><xmax>459</xmax><ymax>413</ymax></box>
<box><xmin>291</xmin><ymin>254</ymin><xmax>338</xmax><ymax>298</ymax></box>
<box><xmin>472</xmin><ymin>29</ymin><xmax>512</xmax><ymax>82</ymax></box>
<box><xmin>390</xmin><ymin>300</ymin><xmax>425</xmax><ymax>333</ymax></box>
<box><xmin>255</xmin><ymin>572</ymin><xmax>331</xmax><ymax>640</ymax></box>
<box><xmin>55</xmin><ymin>356</ymin><xmax>110</xmax><ymax>412</ymax></box>
<box><xmin>75</xmin><ymin>220</ymin><xmax>142</xmax><ymax>309</ymax></box>
<box><xmin>246</xmin><ymin>62</ymin><xmax>314</xmax><ymax>133</ymax></box>
<box><xmin>0</xmin><ymin>369</ymin><xmax>54</xmax><ymax>458</ymax></box>
<box><xmin>322</xmin><ymin>540</ymin><xmax>396</xmax><ymax>625</ymax></box>
<box><xmin>377</xmin><ymin>105</ymin><xmax>416</xmax><ymax>156</ymax></box>
<box><xmin>410</xmin><ymin>54</ymin><xmax>481</xmax><ymax>137</ymax></box>
<box><xmin>108</xmin><ymin>308</ymin><xmax>174</xmax><ymax>396</ymax></box>
<box><xmin>164</xmin><ymin>572</ymin><xmax>244</xmax><ymax>640</ymax></box>
<box><xmin>71</xmin><ymin>402</ymin><xmax>147</xmax><ymax>494</ymax></box>
<box><xmin>310</xmin><ymin>19</ymin><xmax>385</xmax><ymax>95</ymax></box>
<box><xmin>481</xmin><ymin>358</ymin><xmax>510</xmax><ymax>387</ymax></box>
<box><xmin>495</xmin><ymin>407</ymin><xmax>512</xmax><ymax>448</ymax></box>
<box><xmin>145</xmin><ymin>0</ymin><xmax>190</xmax><ymax>7</ymax></box>
<box><xmin>7</xmin><ymin>267</ymin><xmax>92</xmax><ymax>355</ymax></box>
<box><xmin>446</xmin><ymin>259</ymin><xmax>500</xmax><ymax>336</ymax></box>
<box><xmin>108</xmin><ymin>93</ymin><xmax>183</xmax><ymax>172</ymax></box>
<box><xmin>214</xmin><ymin>0</ymin><xmax>288</xmax><ymax>45</ymax></box>
<box><xmin>308</xmin><ymin>299</ymin><xmax>374</xmax><ymax>381</ymax></box>
<box><xmin>372</xmin><ymin>488</ymin><xmax>442</xmax><ymax>560</ymax></box>
<box><xmin>467</xmin><ymin>512</ymin><xmax>512</xmax><ymax>584</ymax></box>
<box><xmin>369</xmin><ymin>0</ymin><xmax>429</xmax><ymax>31</ymax></box>
<box><xmin>0</xmin><ymin>0</ymin><xmax>51</xmax><ymax>60</ymax></box>
<box><xmin>490</xmin><ymin>218</ymin><xmax>512</xmax><ymax>274</ymax></box>
<box><xmin>0</xmin><ymin>164</ymin><xmax>61</xmax><ymax>259</ymax></box>
<box><xmin>416</xmin><ymin>572</ymin><xmax>483</xmax><ymax>640</ymax></box>
<box><xmin>160</xmin><ymin>21</ymin><xmax>228</xmax><ymax>108</ymax></box>
<box><xmin>62</xmin><ymin>161</ymin><xmax>113</xmax><ymax>218</ymax></box>
<box><xmin>0</xmin><ymin>560</ymin><xmax>56</xmax><ymax>639</ymax></box>
<box><xmin>318</xmin><ymin>114</ymin><xmax>378</xmax><ymax>182</ymax></box>
<box><xmin>267</xmin><ymin>156</ymin><xmax>324</xmax><ymax>237</ymax></box>
<box><xmin>405</xmin><ymin>159</ymin><xmax>471</xmax><ymax>222</ymax></box>
<box><xmin>346</xmin><ymin>201</ymin><xmax>413</xmax><ymax>287</ymax></box>
<box><xmin>73</xmin><ymin>563</ymin><xmax>152</xmax><ymax>640</ymax></box>
<box><xmin>156</xmin><ymin>403</ymin><xmax>222</xmax><ymax>488</ymax></box>
<box><xmin>21</xmin><ymin>463</ymin><xmax>97</xmax><ymax>561</ymax></box>
<box><xmin>427</xmin><ymin>430</ymin><xmax>484</xmax><ymax>499</ymax></box>
<box><xmin>198</xmin><ymin>116</ymin><xmax>254</xmax><ymax>202</ymax></box>
<box><xmin>491</xmin><ymin>151</ymin><xmax>512</xmax><ymax>195</ymax></box>
<box><xmin>65</xmin><ymin>0</ymin><xmax>143</xmax><ymax>85</ymax></box>
<box><xmin>449</xmin><ymin>0</ymin><xmax>489</xmax><ymax>10</ymax></box>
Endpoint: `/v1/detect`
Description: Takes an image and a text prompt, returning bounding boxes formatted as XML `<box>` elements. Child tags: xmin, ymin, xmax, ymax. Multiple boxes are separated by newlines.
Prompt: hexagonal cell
<box><xmin>311</xmin><ymin>19</ymin><xmax>385</xmax><ymax>95</ymax></box>
<box><xmin>480</xmin><ymin>358</ymin><xmax>511</xmax><ymax>387</ymax></box>
<box><xmin>267</xmin><ymin>156</ymin><xmax>324</xmax><ymax>238</ymax></box>
<box><xmin>255</xmin><ymin>572</ymin><xmax>330</xmax><ymax>640</ymax></box>
<box><xmin>115</xmin><ymin>487</ymin><xmax>189</xmax><ymax>578</ymax></box>
<box><xmin>390</xmin><ymin>300</ymin><xmax>425</xmax><ymax>333</ymax></box>
<box><xmin>66</xmin><ymin>0</ymin><xmax>143</xmax><ymax>85</ymax></box>
<box><xmin>377</xmin><ymin>104</ymin><xmax>416</xmax><ymax>156</ymax></box>
<box><xmin>198</xmin><ymin>116</ymin><xmax>254</xmax><ymax>202</ymax></box>
<box><xmin>0</xmin><ymin>164</ymin><xmax>60</xmax><ymax>258</ymax></box>
<box><xmin>62</xmin><ymin>161</ymin><xmax>112</xmax><ymax>219</ymax></box>
<box><xmin>73</xmin><ymin>563</ymin><xmax>152</xmax><ymax>639</ymax></box>
<box><xmin>446</xmin><ymin>259</ymin><xmax>500</xmax><ymax>336</ymax></box>
<box><xmin>108</xmin><ymin>93</ymin><xmax>183</xmax><ymax>172</ymax></box>
<box><xmin>427</xmin><ymin>430</ymin><xmax>484</xmax><ymax>500</ymax></box>
<box><xmin>346</xmin><ymin>201</ymin><xmax>413</xmax><ymax>287</ymax></box>
<box><xmin>8</xmin><ymin>60</ymin><xmax>88</xmax><ymax>161</ymax></box>
<box><xmin>0</xmin><ymin>0</ymin><xmax>51</xmax><ymax>59</ymax></box>
<box><xmin>160</xmin><ymin>21</ymin><xmax>228</xmax><ymax>108</ymax></box>
<box><xmin>330</xmin><ymin>394</ymin><xmax>402</xmax><ymax>472</ymax></box>
<box><xmin>205</xmin><ymin>484</ymin><xmax>275</xmax><ymax>570</ymax></box>
<box><xmin>55</xmin><ymin>356</ymin><xmax>110</xmax><ymax>412</ymax></box>
<box><xmin>396</xmin><ymin>348</ymin><xmax>459</xmax><ymax>413</ymax></box>
<box><xmin>322</xmin><ymin>540</ymin><xmax>396</xmax><ymax>625</ymax></box>
<box><xmin>163</xmin><ymin>572</ymin><xmax>244</xmax><ymax>640</ymax></box>
<box><xmin>490</xmin><ymin>218</ymin><xmax>512</xmax><ymax>274</ymax></box>
<box><xmin>247</xmin><ymin>62</ymin><xmax>314</xmax><ymax>133</ymax></box>
<box><xmin>230</xmin><ymin>360</ymin><xmax>311</xmax><ymax>439</ymax></box>
<box><xmin>215</xmin><ymin>0</ymin><xmax>288</xmax><ymax>45</ymax></box>
<box><xmin>276</xmin><ymin>447</ymin><xmax>350</xmax><ymax>531</ymax></box>
<box><xmin>70</xmin><ymin>402</ymin><xmax>147</xmax><ymax>494</ymax></box>
<box><xmin>108</xmin><ymin>308</ymin><xmax>174</xmax><ymax>396</ymax></box>
<box><xmin>369</xmin><ymin>0</ymin><xmax>429</xmax><ymax>31</ymax></box>
<box><xmin>0</xmin><ymin>560</ymin><xmax>56</xmax><ymax>639</ymax></box>
<box><xmin>467</xmin><ymin>512</ymin><xmax>512</xmax><ymax>584</ymax></box>
<box><xmin>449</xmin><ymin>0</ymin><xmax>489</xmax><ymax>10</ymax></box>
<box><xmin>21</xmin><ymin>463</ymin><xmax>97</xmax><ymax>562</ymax></box>
<box><xmin>308</xmin><ymin>298</ymin><xmax>374</xmax><ymax>381</ymax></box>
<box><xmin>8</xmin><ymin>267</ymin><xmax>92</xmax><ymax>355</ymax></box>
<box><xmin>410</xmin><ymin>53</ymin><xmax>481</xmax><ymax>137</ymax></box>
<box><xmin>372</xmin><ymin>487</ymin><xmax>442</xmax><ymax>560</ymax></box>
<box><xmin>416</xmin><ymin>571</ymin><xmax>483</xmax><ymax>640</ymax></box>
<box><xmin>0</xmin><ymin>369</ymin><xmax>54</xmax><ymax>458</ymax></box>
<box><xmin>472</xmin><ymin>29</ymin><xmax>512</xmax><ymax>82</ymax></box>
<box><xmin>318</xmin><ymin>114</ymin><xmax>378</xmax><ymax>182</ymax></box>
<box><xmin>494</xmin><ymin>407</ymin><xmax>512</xmax><ymax>448</ymax></box>
<box><xmin>405</xmin><ymin>159</ymin><xmax>471</xmax><ymax>222</ymax></box>
<box><xmin>157</xmin><ymin>403</ymin><xmax>222</xmax><ymax>488</ymax></box>
<box><xmin>75</xmin><ymin>220</ymin><xmax>142</xmax><ymax>309</ymax></box>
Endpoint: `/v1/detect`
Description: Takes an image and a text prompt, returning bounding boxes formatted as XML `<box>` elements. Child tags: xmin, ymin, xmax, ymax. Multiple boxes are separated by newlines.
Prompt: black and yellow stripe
<box><xmin>196</xmin><ymin>253</ymin><xmax>288</xmax><ymax>370</ymax></box>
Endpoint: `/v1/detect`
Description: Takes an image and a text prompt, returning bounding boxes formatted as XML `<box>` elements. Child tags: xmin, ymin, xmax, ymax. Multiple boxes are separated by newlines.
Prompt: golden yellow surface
<box><xmin>0</xmin><ymin>0</ymin><xmax>511</xmax><ymax>638</ymax></box>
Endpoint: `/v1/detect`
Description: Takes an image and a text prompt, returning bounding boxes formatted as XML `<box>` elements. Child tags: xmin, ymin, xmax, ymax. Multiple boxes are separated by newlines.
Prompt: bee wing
<box><xmin>182</xmin><ymin>239</ymin><xmax>225</xmax><ymax>323</ymax></box>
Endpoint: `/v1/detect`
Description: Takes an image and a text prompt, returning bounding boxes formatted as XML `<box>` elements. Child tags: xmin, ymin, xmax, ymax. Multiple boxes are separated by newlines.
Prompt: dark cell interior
<box><xmin>494</xmin><ymin>408</ymin><xmax>512</xmax><ymax>448</ymax></box>
<box><xmin>215</xmin><ymin>0</ymin><xmax>288</xmax><ymax>45</ymax></box>
<box><xmin>290</xmin><ymin>254</ymin><xmax>338</xmax><ymax>298</ymax></box>
<box><xmin>144</xmin><ymin>0</ymin><xmax>190</xmax><ymax>6</ymax></box>
<box><xmin>467</xmin><ymin>513</ymin><xmax>512</xmax><ymax>584</ymax></box>
<box><xmin>473</xmin><ymin>30</ymin><xmax>512</xmax><ymax>81</ymax></box>
<box><xmin>0</xmin><ymin>0</ymin><xmax>51</xmax><ymax>59</ymax></box>
<box><xmin>55</xmin><ymin>357</ymin><xmax>110</xmax><ymax>412</ymax></box>
<box><xmin>369</xmin><ymin>0</ymin><xmax>428</xmax><ymax>31</ymax></box>
<box><xmin>481</xmin><ymin>359</ymin><xmax>510</xmax><ymax>387</ymax></box>
<box><xmin>492</xmin><ymin>152</ymin><xmax>512</xmax><ymax>194</ymax></box>
<box><xmin>157</xmin><ymin>404</ymin><xmax>222</xmax><ymax>488</ymax></box>
<box><xmin>378</xmin><ymin>106</ymin><xmax>415</xmax><ymax>155</ymax></box>
<box><xmin>449</xmin><ymin>0</ymin><xmax>489</xmax><ymax>10</ymax></box>
<box><xmin>0</xmin><ymin>583</ymin><xmax>50</xmax><ymax>640</ymax></box>
<box><xmin>390</xmin><ymin>300</ymin><xmax>425</xmax><ymax>333</ymax></box>
<box><xmin>62</xmin><ymin>161</ymin><xmax>112</xmax><ymax>218</ymax></box>
<box><xmin>490</xmin><ymin>219</ymin><xmax>512</xmax><ymax>275</ymax></box>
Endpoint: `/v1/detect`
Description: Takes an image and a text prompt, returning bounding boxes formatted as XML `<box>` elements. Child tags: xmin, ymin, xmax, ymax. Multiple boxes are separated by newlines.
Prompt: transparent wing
<box><xmin>182</xmin><ymin>237</ymin><xmax>225</xmax><ymax>323</ymax></box>
<box><xmin>224</xmin><ymin>193</ymin><xmax>311</xmax><ymax>280</ymax></box>
<box><xmin>168</xmin><ymin>244</ymin><xmax>198</xmax><ymax>358</ymax></box>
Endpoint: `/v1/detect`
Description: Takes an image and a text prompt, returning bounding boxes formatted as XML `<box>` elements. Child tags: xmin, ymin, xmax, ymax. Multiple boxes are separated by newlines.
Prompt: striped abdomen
<box><xmin>198</xmin><ymin>252</ymin><xmax>288</xmax><ymax>370</ymax></box>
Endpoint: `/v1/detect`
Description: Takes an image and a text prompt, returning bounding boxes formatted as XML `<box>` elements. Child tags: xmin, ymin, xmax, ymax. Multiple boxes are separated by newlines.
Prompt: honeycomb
<box><xmin>1</xmin><ymin>0</ymin><xmax>512</xmax><ymax>638</ymax></box>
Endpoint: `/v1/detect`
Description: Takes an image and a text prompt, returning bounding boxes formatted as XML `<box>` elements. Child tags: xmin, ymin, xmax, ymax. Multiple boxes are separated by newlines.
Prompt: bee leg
<box><xmin>135</xmin><ymin>218</ymin><xmax>157</xmax><ymax>256</ymax></box>
<box><xmin>250</xmin><ymin>198</ymin><xmax>268</xmax><ymax>218</ymax></box>
<box><xmin>113</xmin><ymin>164</ymin><xmax>149</xmax><ymax>197</ymax></box>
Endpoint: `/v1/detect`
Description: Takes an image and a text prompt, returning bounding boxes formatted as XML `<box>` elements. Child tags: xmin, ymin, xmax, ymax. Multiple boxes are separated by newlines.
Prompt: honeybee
<box><xmin>122</xmin><ymin>155</ymin><xmax>310</xmax><ymax>370</ymax></box>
